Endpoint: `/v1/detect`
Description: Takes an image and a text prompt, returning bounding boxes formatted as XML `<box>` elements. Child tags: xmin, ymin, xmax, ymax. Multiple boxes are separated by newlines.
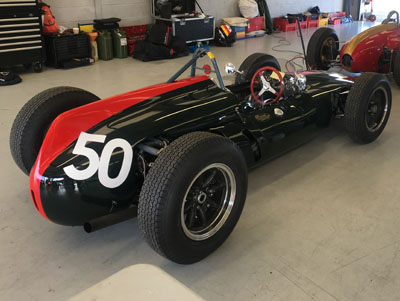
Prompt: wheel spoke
<box><xmin>258</xmin><ymin>87</ymin><xmax>267</xmax><ymax>96</ymax></box>
<box><xmin>187</xmin><ymin>207</ymin><xmax>196</xmax><ymax>228</ymax></box>
<box><xmin>260</xmin><ymin>75</ymin><xmax>268</xmax><ymax>86</ymax></box>
<box><xmin>184</xmin><ymin>203</ymin><xmax>193</xmax><ymax>213</ymax></box>
<box><xmin>211</xmin><ymin>182</ymin><xmax>226</xmax><ymax>191</ymax></box>
<box><xmin>207</xmin><ymin>197</ymin><xmax>222</xmax><ymax>210</ymax></box>
<box><xmin>197</xmin><ymin>206</ymin><xmax>207</xmax><ymax>227</ymax></box>
<box><xmin>267</xmin><ymin>86</ymin><xmax>277</xmax><ymax>95</ymax></box>
<box><xmin>201</xmin><ymin>170</ymin><xmax>217</xmax><ymax>188</ymax></box>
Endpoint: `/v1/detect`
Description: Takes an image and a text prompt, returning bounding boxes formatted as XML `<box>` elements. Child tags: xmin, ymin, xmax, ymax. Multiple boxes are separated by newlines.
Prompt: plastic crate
<box><xmin>307</xmin><ymin>16</ymin><xmax>319</xmax><ymax>28</ymax></box>
<box><xmin>247</xmin><ymin>16</ymin><xmax>264</xmax><ymax>32</ymax></box>
<box><xmin>329</xmin><ymin>18</ymin><xmax>341</xmax><ymax>25</ymax></box>
<box><xmin>328</xmin><ymin>12</ymin><xmax>346</xmax><ymax>18</ymax></box>
<box><xmin>298</xmin><ymin>20</ymin><xmax>307</xmax><ymax>29</ymax></box>
<box><xmin>274</xmin><ymin>18</ymin><xmax>297</xmax><ymax>32</ymax></box>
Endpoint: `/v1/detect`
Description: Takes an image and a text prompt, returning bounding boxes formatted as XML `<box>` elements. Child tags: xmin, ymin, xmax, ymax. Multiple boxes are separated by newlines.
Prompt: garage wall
<box><xmin>200</xmin><ymin>0</ymin><xmax>343</xmax><ymax>23</ymax></box>
<box><xmin>46</xmin><ymin>0</ymin><xmax>343</xmax><ymax>28</ymax></box>
<box><xmin>45</xmin><ymin>0</ymin><xmax>151</xmax><ymax>28</ymax></box>
<box><xmin>45</xmin><ymin>0</ymin><xmax>96</xmax><ymax>28</ymax></box>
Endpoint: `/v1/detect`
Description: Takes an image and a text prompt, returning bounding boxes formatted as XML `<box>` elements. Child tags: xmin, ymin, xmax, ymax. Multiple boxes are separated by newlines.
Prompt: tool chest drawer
<box><xmin>0</xmin><ymin>0</ymin><xmax>45</xmax><ymax>71</ymax></box>
<box><xmin>0</xmin><ymin>0</ymin><xmax>37</xmax><ymax>15</ymax></box>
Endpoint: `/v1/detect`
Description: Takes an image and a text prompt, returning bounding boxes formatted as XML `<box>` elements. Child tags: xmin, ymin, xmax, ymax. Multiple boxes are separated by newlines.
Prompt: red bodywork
<box><xmin>340</xmin><ymin>23</ymin><xmax>400</xmax><ymax>73</ymax></box>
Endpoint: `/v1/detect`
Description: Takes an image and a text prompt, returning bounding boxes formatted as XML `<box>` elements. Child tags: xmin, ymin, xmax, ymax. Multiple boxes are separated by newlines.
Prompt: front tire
<box><xmin>307</xmin><ymin>28</ymin><xmax>339</xmax><ymax>70</ymax></box>
<box><xmin>345</xmin><ymin>73</ymin><xmax>391</xmax><ymax>144</ymax></box>
<box><xmin>10</xmin><ymin>87</ymin><xmax>100</xmax><ymax>175</ymax></box>
<box><xmin>138</xmin><ymin>132</ymin><xmax>248</xmax><ymax>264</ymax></box>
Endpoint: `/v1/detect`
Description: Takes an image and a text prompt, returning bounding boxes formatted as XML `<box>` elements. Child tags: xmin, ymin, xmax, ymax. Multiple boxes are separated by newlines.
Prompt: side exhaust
<box><xmin>84</xmin><ymin>206</ymin><xmax>138</xmax><ymax>233</ymax></box>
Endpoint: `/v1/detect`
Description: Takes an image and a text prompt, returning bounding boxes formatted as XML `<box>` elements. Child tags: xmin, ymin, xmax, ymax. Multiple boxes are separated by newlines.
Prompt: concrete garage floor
<box><xmin>1</xmin><ymin>22</ymin><xmax>400</xmax><ymax>300</ymax></box>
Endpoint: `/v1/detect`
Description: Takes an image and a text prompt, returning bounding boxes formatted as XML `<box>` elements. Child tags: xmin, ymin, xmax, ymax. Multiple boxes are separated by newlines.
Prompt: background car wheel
<box><xmin>33</xmin><ymin>62</ymin><xmax>43</xmax><ymax>73</ymax></box>
<box><xmin>307</xmin><ymin>28</ymin><xmax>339</xmax><ymax>70</ymax></box>
<box><xmin>138</xmin><ymin>132</ymin><xmax>248</xmax><ymax>264</ymax></box>
<box><xmin>393</xmin><ymin>47</ymin><xmax>400</xmax><ymax>87</ymax></box>
<box><xmin>345</xmin><ymin>73</ymin><xmax>391</xmax><ymax>144</ymax></box>
<box><xmin>235</xmin><ymin>53</ymin><xmax>281</xmax><ymax>84</ymax></box>
<box><xmin>10</xmin><ymin>87</ymin><xmax>100</xmax><ymax>175</ymax></box>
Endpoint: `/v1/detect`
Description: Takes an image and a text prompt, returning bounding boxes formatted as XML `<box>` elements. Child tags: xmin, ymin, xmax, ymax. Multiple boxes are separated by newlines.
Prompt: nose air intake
<box><xmin>342</xmin><ymin>54</ymin><xmax>353</xmax><ymax>67</ymax></box>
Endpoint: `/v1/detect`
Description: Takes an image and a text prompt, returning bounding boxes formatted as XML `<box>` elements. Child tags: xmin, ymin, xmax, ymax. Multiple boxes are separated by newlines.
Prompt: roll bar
<box><xmin>382</xmin><ymin>11</ymin><xmax>399</xmax><ymax>25</ymax></box>
<box><xmin>167</xmin><ymin>48</ymin><xmax>226</xmax><ymax>90</ymax></box>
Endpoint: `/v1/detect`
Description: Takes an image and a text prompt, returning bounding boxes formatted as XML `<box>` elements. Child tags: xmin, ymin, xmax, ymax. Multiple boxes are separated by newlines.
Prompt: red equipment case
<box><xmin>246</xmin><ymin>16</ymin><xmax>264</xmax><ymax>33</ymax></box>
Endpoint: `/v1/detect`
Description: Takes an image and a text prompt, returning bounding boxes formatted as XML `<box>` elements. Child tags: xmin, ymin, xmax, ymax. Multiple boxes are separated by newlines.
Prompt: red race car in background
<box><xmin>307</xmin><ymin>11</ymin><xmax>400</xmax><ymax>86</ymax></box>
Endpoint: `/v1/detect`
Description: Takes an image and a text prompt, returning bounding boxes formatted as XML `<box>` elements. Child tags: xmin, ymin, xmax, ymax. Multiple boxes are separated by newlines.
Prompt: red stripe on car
<box><xmin>29</xmin><ymin>76</ymin><xmax>210</xmax><ymax>220</ymax></box>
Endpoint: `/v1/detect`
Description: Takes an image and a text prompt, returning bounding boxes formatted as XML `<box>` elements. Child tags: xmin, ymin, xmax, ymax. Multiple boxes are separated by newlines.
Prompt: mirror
<box><xmin>225</xmin><ymin>63</ymin><xmax>236</xmax><ymax>75</ymax></box>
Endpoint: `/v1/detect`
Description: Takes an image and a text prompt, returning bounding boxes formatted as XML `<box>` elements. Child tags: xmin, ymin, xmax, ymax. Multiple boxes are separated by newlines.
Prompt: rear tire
<box><xmin>235</xmin><ymin>53</ymin><xmax>281</xmax><ymax>84</ymax></box>
<box><xmin>393</xmin><ymin>47</ymin><xmax>400</xmax><ymax>87</ymax></box>
<box><xmin>10</xmin><ymin>87</ymin><xmax>100</xmax><ymax>175</ymax></box>
<box><xmin>138</xmin><ymin>132</ymin><xmax>248</xmax><ymax>264</ymax></box>
<box><xmin>307</xmin><ymin>28</ymin><xmax>339</xmax><ymax>70</ymax></box>
<box><xmin>345</xmin><ymin>73</ymin><xmax>391</xmax><ymax>144</ymax></box>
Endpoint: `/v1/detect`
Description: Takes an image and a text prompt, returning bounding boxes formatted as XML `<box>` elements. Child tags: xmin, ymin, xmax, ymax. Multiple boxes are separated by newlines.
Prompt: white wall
<box><xmin>264</xmin><ymin>0</ymin><xmax>343</xmax><ymax>18</ymax></box>
<box><xmin>45</xmin><ymin>0</ymin><xmax>96</xmax><ymax>28</ymax></box>
<box><xmin>46</xmin><ymin>0</ymin><xmax>152</xmax><ymax>28</ymax></box>
<box><xmin>46</xmin><ymin>0</ymin><xmax>343</xmax><ymax>28</ymax></box>
<box><xmin>100</xmin><ymin>0</ymin><xmax>151</xmax><ymax>26</ymax></box>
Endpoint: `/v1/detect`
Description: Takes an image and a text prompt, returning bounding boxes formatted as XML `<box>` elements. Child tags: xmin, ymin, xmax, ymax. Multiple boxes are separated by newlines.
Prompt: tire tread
<box><xmin>10</xmin><ymin>87</ymin><xmax>99</xmax><ymax>175</ymax></box>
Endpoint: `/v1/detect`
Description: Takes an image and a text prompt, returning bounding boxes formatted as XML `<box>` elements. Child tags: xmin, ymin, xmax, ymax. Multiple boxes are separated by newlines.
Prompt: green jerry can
<box><xmin>97</xmin><ymin>31</ymin><xmax>113</xmax><ymax>61</ymax></box>
<box><xmin>112</xmin><ymin>29</ymin><xmax>128</xmax><ymax>58</ymax></box>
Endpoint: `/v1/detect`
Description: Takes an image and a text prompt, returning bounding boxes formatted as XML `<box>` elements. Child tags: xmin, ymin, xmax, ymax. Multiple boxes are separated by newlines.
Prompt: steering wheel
<box><xmin>250</xmin><ymin>66</ymin><xmax>284</xmax><ymax>106</ymax></box>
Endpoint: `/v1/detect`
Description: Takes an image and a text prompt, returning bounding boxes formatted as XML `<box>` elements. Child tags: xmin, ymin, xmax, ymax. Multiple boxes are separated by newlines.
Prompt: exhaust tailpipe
<box><xmin>84</xmin><ymin>206</ymin><xmax>138</xmax><ymax>233</ymax></box>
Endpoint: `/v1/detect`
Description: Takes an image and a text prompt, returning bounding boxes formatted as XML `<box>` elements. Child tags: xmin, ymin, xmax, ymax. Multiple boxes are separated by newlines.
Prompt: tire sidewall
<box><xmin>361</xmin><ymin>79</ymin><xmax>391</xmax><ymax>138</ymax></box>
<box><xmin>307</xmin><ymin>28</ymin><xmax>339</xmax><ymax>70</ymax></box>
<box><xmin>393</xmin><ymin>46</ymin><xmax>400</xmax><ymax>86</ymax></box>
<box><xmin>158</xmin><ymin>139</ymin><xmax>247</xmax><ymax>263</ymax></box>
<box><xmin>346</xmin><ymin>74</ymin><xmax>392</xmax><ymax>143</ymax></box>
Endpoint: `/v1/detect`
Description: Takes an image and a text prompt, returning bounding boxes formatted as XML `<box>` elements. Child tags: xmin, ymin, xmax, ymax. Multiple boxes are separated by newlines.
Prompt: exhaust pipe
<box><xmin>84</xmin><ymin>206</ymin><xmax>138</xmax><ymax>233</ymax></box>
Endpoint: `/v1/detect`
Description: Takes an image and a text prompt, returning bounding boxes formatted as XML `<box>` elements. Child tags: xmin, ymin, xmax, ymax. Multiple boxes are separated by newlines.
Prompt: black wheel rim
<box><xmin>365</xmin><ymin>86</ymin><xmax>388</xmax><ymax>132</ymax></box>
<box><xmin>181</xmin><ymin>163</ymin><xmax>236</xmax><ymax>241</ymax></box>
<box><xmin>320</xmin><ymin>38</ymin><xmax>337</xmax><ymax>68</ymax></box>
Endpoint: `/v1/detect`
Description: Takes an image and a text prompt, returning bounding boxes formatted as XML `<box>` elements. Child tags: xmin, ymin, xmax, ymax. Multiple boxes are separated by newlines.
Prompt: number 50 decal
<box><xmin>64</xmin><ymin>132</ymin><xmax>133</xmax><ymax>189</ymax></box>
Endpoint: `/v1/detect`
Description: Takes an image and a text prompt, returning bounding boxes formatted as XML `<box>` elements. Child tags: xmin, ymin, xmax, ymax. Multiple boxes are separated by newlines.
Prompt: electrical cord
<box><xmin>270</xmin><ymin>34</ymin><xmax>304</xmax><ymax>56</ymax></box>
<box><xmin>270</xmin><ymin>34</ymin><xmax>308</xmax><ymax>72</ymax></box>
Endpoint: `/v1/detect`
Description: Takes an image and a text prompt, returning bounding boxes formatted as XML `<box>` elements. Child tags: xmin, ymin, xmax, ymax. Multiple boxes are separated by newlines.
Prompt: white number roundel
<box><xmin>63</xmin><ymin>132</ymin><xmax>133</xmax><ymax>189</ymax></box>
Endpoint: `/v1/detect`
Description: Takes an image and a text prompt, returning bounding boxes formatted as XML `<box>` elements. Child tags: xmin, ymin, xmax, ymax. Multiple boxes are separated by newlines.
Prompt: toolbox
<box><xmin>151</xmin><ymin>0</ymin><xmax>215</xmax><ymax>43</ymax></box>
<box><xmin>0</xmin><ymin>0</ymin><xmax>45</xmax><ymax>72</ymax></box>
